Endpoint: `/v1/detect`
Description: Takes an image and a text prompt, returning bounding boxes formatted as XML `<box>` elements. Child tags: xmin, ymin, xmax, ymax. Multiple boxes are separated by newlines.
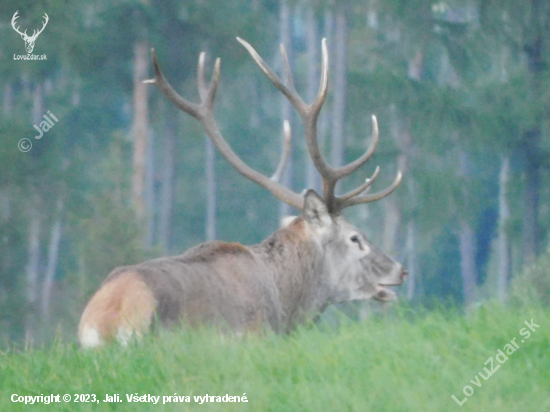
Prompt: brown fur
<box><xmin>78</xmin><ymin>192</ymin><xmax>406</xmax><ymax>347</ymax></box>
<box><xmin>78</xmin><ymin>271</ymin><xmax>156</xmax><ymax>344</ymax></box>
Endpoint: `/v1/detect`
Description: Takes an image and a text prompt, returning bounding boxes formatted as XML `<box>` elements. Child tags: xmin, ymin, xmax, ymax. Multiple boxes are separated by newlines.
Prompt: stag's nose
<box><xmin>401</xmin><ymin>268</ymin><xmax>408</xmax><ymax>279</ymax></box>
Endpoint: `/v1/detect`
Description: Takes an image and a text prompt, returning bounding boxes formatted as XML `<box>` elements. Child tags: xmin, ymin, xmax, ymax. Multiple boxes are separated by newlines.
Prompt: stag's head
<box><xmin>12</xmin><ymin>11</ymin><xmax>49</xmax><ymax>54</ymax></box>
<box><xmin>145</xmin><ymin>37</ymin><xmax>407</xmax><ymax>303</ymax></box>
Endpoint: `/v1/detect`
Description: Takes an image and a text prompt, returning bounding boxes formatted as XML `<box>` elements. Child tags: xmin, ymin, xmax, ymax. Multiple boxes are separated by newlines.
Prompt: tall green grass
<box><xmin>1</xmin><ymin>302</ymin><xmax>548</xmax><ymax>411</ymax></box>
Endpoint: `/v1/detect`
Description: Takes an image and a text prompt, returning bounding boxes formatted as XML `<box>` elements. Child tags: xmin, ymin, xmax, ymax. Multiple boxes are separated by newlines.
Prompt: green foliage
<box><xmin>509</xmin><ymin>244</ymin><xmax>550</xmax><ymax>307</ymax></box>
<box><xmin>2</xmin><ymin>0</ymin><xmax>550</xmax><ymax>343</ymax></box>
<box><xmin>1</xmin><ymin>303</ymin><xmax>548</xmax><ymax>411</ymax></box>
<box><xmin>72</xmin><ymin>135</ymin><xmax>158</xmax><ymax>297</ymax></box>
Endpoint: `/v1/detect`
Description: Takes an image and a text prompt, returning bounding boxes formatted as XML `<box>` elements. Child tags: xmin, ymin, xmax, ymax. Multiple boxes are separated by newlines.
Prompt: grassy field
<box><xmin>1</xmin><ymin>302</ymin><xmax>548</xmax><ymax>411</ymax></box>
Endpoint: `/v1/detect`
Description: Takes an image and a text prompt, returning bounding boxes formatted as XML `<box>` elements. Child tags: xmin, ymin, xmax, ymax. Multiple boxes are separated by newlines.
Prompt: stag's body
<box><xmin>79</xmin><ymin>211</ymin><xmax>404</xmax><ymax>347</ymax></box>
<box><xmin>79</xmin><ymin>37</ymin><xmax>407</xmax><ymax>348</ymax></box>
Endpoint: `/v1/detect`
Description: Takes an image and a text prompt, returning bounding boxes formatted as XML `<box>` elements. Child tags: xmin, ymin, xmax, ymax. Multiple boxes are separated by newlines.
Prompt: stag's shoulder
<box><xmin>180</xmin><ymin>241</ymin><xmax>254</xmax><ymax>263</ymax></box>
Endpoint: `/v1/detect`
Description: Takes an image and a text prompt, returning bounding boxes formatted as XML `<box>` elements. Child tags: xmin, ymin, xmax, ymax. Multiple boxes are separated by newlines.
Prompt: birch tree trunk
<box><xmin>459</xmin><ymin>152</ymin><xmax>477</xmax><ymax>306</ymax></box>
<box><xmin>460</xmin><ymin>220</ymin><xmax>477</xmax><ymax>306</ymax></box>
<box><xmin>40</xmin><ymin>198</ymin><xmax>63</xmax><ymax>322</ymax></box>
<box><xmin>403</xmin><ymin>51</ymin><xmax>423</xmax><ymax>299</ymax></box>
<box><xmin>317</xmin><ymin>8</ymin><xmax>333</xmax><ymax>174</ymax></box>
<box><xmin>25</xmin><ymin>194</ymin><xmax>41</xmax><ymax>344</ymax></box>
<box><xmin>521</xmin><ymin>0</ymin><xmax>546</xmax><ymax>264</ymax></box>
<box><xmin>405</xmin><ymin>220</ymin><xmax>417</xmax><ymax>300</ymax></box>
<box><xmin>205</xmin><ymin>138</ymin><xmax>217</xmax><ymax>241</ymax></box>
<box><xmin>158</xmin><ymin>105</ymin><xmax>176</xmax><ymax>250</ymax></box>
<box><xmin>305</xmin><ymin>5</ymin><xmax>321</xmax><ymax>194</ymax></box>
<box><xmin>132</xmin><ymin>41</ymin><xmax>149</xmax><ymax>222</ymax></box>
<box><xmin>330</xmin><ymin>9</ymin><xmax>348</xmax><ymax>170</ymax></box>
<box><xmin>145</xmin><ymin>129</ymin><xmax>155</xmax><ymax>246</ymax></box>
<box><xmin>496</xmin><ymin>157</ymin><xmax>511</xmax><ymax>302</ymax></box>
<box><xmin>25</xmin><ymin>82</ymin><xmax>45</xmax><ymax>343</ymax></box>
<box><xmin>3</xmin><ymin>82</ymin><xmax>13</xmax><ymax>116</ymax></box>
<box><xmin>32</xmin><ymin>82</ymin><xmax>43</xmax><ymax>126</ymax></box>
<box><xmin>279</xmin><ymin>0</ymin><xmax>294</xmax><ymax>217</ymax></box>
<box><xmin>383</xmin><ymin>106</ymin><xmax>402</xmax><ymax>253</ymax></box>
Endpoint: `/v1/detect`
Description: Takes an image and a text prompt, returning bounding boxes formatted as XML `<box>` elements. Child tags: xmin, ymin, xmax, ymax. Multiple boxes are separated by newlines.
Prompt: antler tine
<box><xmin>197</xmin><ymin>52</ymin><xmax>208</xmax><ymax>101</ymax></box>
<box><xmin>338</xmin><ymin>171</ymin><xmax>402</xmax><ymax>210</ymax></box>
<box><xmin>333</xmin><ymin>115</ymin><xmax>379</xmax><ymax>180</ymax></box>
<box><xmin>271</xmin><ymin>120</ymin><xmax>292</xmax><ymax>182</ymax></box>
<box><xmin>280</xmin><ymin>45</ymin><xmax>296</xmax><ymax>92</ymax></box>
<box><xmin>337</xmin><ymin>166</ymin><xmax>380</xmax><ymax>202</ymax></box>
<box><xmin>204</xmin><ymin>58</ymin><xmax>221</xmax><ymax>110</ymax></box>
<box><xmin>240</xmin><ymin>37</ymin><xmax>332</xmax><ymax>182</ymax></box>
<box><xmin>145</xmin><ymin>46</ymin><xmax>305</xmax><ymax>211</ymax></box>
<box><xmin>196</xmin><ymin>52</ymin><xmax>221</xmax><ymax>110</ymax></box>
<box><xmin>301</xmin><ymin>37</ymin><xmax>334</xmax><ymax>187</ymax></box>
<box><xmin>144</xmin><ymin>48</ymin><xmax>202</xmax><ymax>119</ymax></box>
<box><xmin>237</xmin><ymin>37</ymin><xmax>306</xmax><ymax>116</ymax></box>
<box><xmin>311</xmin><ymin>38</ymin><xmax>329</xmax><ymax>113</ymax></box>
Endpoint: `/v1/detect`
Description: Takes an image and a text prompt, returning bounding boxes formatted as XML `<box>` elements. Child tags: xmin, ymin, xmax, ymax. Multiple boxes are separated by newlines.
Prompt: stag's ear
<box><xmin>302</xmin><ymin>190</ymin><xmax>331</xmax><ymax>228</ymax></box>
<box><xmin>280</xmin><ymin>215</ymin><xmax>298</xmax><ymax>228</ymax></box>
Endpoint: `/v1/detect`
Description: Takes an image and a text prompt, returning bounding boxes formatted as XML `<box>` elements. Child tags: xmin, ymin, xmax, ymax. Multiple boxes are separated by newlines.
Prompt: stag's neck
<box><xmin>252</xmin><ymin>218</ymin><xmax>329</xmax><ymax>331</ymax></box>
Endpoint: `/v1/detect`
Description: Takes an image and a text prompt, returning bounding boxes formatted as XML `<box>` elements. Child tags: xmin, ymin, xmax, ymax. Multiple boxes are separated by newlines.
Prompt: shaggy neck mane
<box><xmin>252</xmin><ymin>217</ymin><xmax>329</xmax><ymax>329</ymax></box>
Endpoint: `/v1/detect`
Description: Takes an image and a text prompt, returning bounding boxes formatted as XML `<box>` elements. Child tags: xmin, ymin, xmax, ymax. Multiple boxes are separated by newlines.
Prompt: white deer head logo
<box><xmin>11</xmin><ymin>11</ymin><xmax>49</xmax><ymax>54</ymax></box>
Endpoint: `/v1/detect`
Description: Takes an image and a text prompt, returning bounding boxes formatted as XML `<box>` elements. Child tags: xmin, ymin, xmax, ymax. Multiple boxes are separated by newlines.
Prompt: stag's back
<box><xmin>78</xmin><ymin>241</ymin><xmax>283</xmax><ymax>348</ymax></box>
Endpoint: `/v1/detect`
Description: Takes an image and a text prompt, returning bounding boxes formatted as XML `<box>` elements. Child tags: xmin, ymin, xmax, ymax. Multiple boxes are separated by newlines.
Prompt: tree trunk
<box><xmin>25</xmin><ymin>194</ymin><xmax>41</xmax><ymax>344</ymax></box>
<box><xmin>521</xmin><ymin>0</ymin><xmax>545</xmax><ymax>264</ymax></box>
<box><xmin>145</xmin><ymin>129</ymin><xmax>156</xmax><ymax>246</ymax></box>
<box><xmin>205</xmin><ymin>138</ymin><xmax>217</xmax><ymax>241</ymax></box>
<box><xmin>305</xmin><ymin>5</ymin><xmax>321</xmax><ymax>194</ymax></box>
<box><xmin>405</xmin><ymin>220</ymin><xmax>417</xmax><ymax>300</ymax></box>
<box><xmin>279</xmin><ymin>0</ymin><xmax>294</xmax><ymax>217</ymax></box>
<box><xmin>330</xmin><ymin>9</ymin><xmax>348</xmax><ymax>171</ymax></box>
<box><xmin>382</xmin><ymin>106</ymin><xmax>405</xmax><ymax>253</ymax></box>
<box><xmin>32</xmin><ymin>82</ymin><xmax>43</xmax><ymax>125</ymax></box>
<box><xmin>459</xmin><ymin>153</ymin><xmax>477</xmax><ymax>306</ymax></box>
<box><xmin>132</xmin><ymin>41</ymin><xmax>149</xmax><ymax>222</ymax></box>
<box><xmin>158</xmin><ymin>105</ymin><xmax>176</xmax><ymax>250</ymax></box>
<box><xmin>40</xmin><ymin>198</ymin><xmax>63</xmax><ymax>322</ymax></box>
<box><xmin>403</xmin><ymin>51</ymin><xmax>423</xmax><ymax>300</ymax></box>
<box><xmin>496</xmin><ymin>157</ymin><xmax>511</xmax><ymax>302</ymax></box>
<box><xmin>25</xmin><ymin>82</ymin><xmax>45</xmax><ymax>343</ymax></box>
<box><xmin>3</xmin><ymin>82</ymin><xmax>13</xmax><ymax>116</ymax></box>
<box><xmin>317</xmin><ymin>8</ymin><xmax>333</xmax><ymax>178</ymax></box>
<box><xmin>460</xmin><ymin>220</ymin><xmax>477</xmax><ymax>306</ymax></box>
<box><xmin>522</xmin><ymin>135</ymin><xmax>540</xmax><ymax>266</ymax></box>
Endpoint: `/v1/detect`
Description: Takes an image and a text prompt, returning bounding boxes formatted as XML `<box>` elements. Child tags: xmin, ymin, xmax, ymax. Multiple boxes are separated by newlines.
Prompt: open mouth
<box><xmin>378</xmin><ymin>269</ymin><xmax>407</xmax><ymax>287</ymax></box>
<box><xmin>378</xmin><ymin>280</ymin><xmax>403</xmax><ymax>287</ymax></box>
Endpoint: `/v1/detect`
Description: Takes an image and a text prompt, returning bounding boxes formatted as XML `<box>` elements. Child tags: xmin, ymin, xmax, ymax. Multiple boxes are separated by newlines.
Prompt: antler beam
<box><xmin>144</xmin><ymin>48</ymin><xmax>303</xmax><ymax>210</ymax></box>
<box><xmin>145</xmin><ymin>38</ymin><xmax>402</xmax><ymax>214</ymax></box>
<box><xmin>237</xmin><ymin>38</ymin><xmax>402</xmax><ymax>213</ymax></box>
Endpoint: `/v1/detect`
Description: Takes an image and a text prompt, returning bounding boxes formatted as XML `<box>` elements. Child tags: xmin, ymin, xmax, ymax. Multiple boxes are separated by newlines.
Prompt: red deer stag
<box><xmin>78</xmin><ymin>38</ymin><xmax>406</xmax><ymax>348</ymax></box>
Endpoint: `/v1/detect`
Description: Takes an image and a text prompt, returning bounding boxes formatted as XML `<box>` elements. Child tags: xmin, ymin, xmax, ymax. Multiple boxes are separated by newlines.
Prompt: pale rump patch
<box><xmin>78</xmin><ymin>271</ymin><xmax>156</xmax><ymax>348</ymax></box>
<box><xmin>79</xmin><ymin>327</ymin><xmax>101</xmax><ymax>348</ymax></box>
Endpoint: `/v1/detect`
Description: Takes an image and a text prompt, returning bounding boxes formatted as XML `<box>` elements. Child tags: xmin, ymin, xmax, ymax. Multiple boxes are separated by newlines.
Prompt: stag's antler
<box><xmin>144</xmin><ymin>49</ymin><xmax>302</xmax><ymax>209</ymax></box>
<box><xmin>145</xmin><ymin>38</ymin><xmax>402</xmax><ymax>213</ymax></box>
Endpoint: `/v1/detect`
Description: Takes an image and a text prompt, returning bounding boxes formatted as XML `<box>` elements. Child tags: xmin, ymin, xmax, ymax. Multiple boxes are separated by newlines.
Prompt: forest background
<box><xmin>1</xmin><ymin>0</ymin><xmax>550</xmax><ymax>344</ymax></box>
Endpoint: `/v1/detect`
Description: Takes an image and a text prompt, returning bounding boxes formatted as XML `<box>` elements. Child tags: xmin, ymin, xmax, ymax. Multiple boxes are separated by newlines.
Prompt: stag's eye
<box><xmin>350</xmin><ymin>235</ymin><xmax>360</xmax><ymax>244</ymax></box>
